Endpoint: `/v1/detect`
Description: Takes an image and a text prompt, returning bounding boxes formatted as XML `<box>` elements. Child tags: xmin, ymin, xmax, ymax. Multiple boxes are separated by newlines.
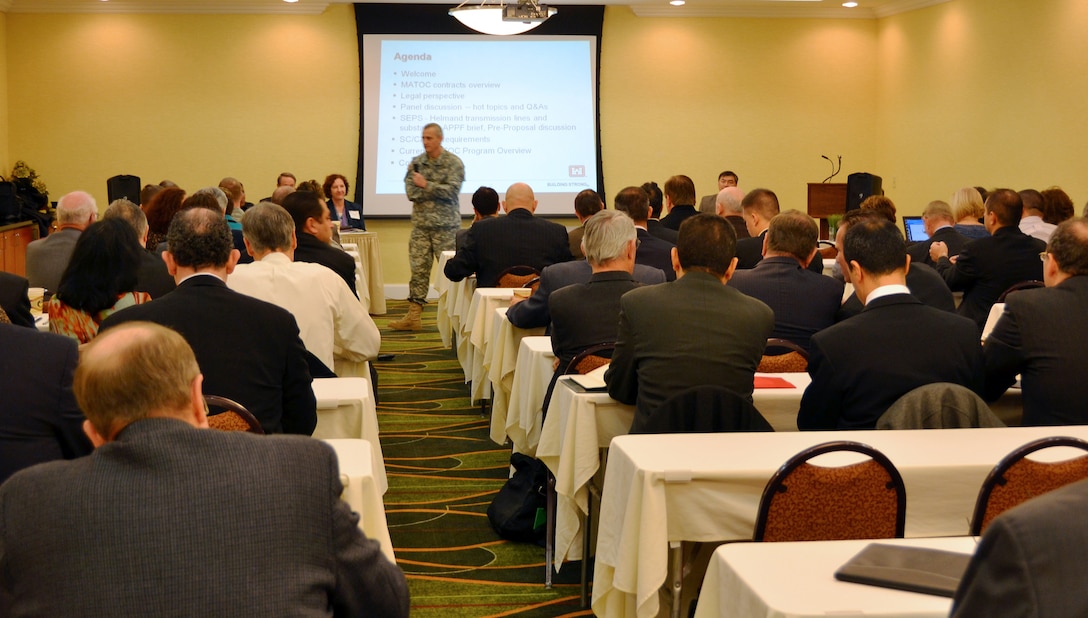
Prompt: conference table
<box><xmin>486</xmin><ymin>310</ymin><xmax>547</xmax><ymax>448</ymax></box>
<box><xmin>324</xmin><ymin>439</ymin><xmax>395</xmax><ymax>562</ymax></box>
<box><xmin>339</xmin><ymin>230</ymin><xmax>386</xmax><ymax>315</ymax></box>
<box><xmin>311</xmin><ymin>377</ymin><xmax>387</xmax><ymax>493</ymax></box>
<box><xmin>692</xmin><ymin>536</ymin><xmax>978</xmax><ymax>618</ymax></box>
<box><xmin>461</xmin><ymin>287</ymin><xmax>517</xmax><ymax>402</ymax></box>
<box><xmin>592</xmin><ymin>426</ymin><xmax>1088</xmax><ymax>618</ymax></box>
<box><xmin>492</xmin><ymin>335</ymin><xmax>555</xmax><ymax>454</ymax></box>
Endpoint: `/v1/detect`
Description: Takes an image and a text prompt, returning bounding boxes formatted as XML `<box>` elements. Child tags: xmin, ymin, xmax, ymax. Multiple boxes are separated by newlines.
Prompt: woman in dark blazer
<box><xmin>323</xmin><ymin>173</ymin><xmax>365</xmax><ymax>231</ymax></box>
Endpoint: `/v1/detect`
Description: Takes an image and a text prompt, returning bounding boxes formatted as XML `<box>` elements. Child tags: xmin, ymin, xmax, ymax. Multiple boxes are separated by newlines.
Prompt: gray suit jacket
<box><xmin>0</xmin><ymin>418</ymin><xmax>409</xmax><ymax>618</ymax></box>
<box><xmin>604</xmin><ymin>271</ymin><xmax>774</xmax><ymax>431</ymax></box>
<box><xmin>25</xmin><ymin>227</ymin><xmax>81</xmax><ymax>293</ymax></box>
<box><xmin>952</xmin><ymin>479</ymin><xmax>1088</xmax><ymax>618</ymax></box>
<box><xmin>549</xmin><ymin>270</ymin><xmax>640</xmax><ymax>369</ymax></box>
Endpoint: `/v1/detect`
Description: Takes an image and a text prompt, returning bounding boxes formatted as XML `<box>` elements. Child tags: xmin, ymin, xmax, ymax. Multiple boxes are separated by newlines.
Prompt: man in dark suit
<box><xmin>735</xmin><ymin>188</ymin><xmax>823</xmax><ymax>274</ymax></box>
<box><xmin>568</xmin><ymin>189</ymin><xmax>604</xmax><ymax>259</ymax></box>
<box><xmin>605</xmin><ymin>214</ymin><xmax>774</xmax><ymax>432</ymax></box>
<box><xmin>444</xmin><ymin>182</ymin><xmax>572</xmax><ymax>287</ymax></box>
<box><xmin>798</xmin><ymin>218</ymin><xmax>983</xmax><ymax>430</ymax></box>
<box><xmin>0</xmin><ymin>322</ymin><xmax>408</xmax><ymax>617</ymax></box>
<box><xmin>931</xmin><ymin>188</ymin><xmax>1046</xmax><ymax>331</ymax></box>
<box><xmin>0</xmin><ymin>323</ymin><xmax>92</xmax><ymax>485</ymax></box>
<box><xmin>659</xmin><ymin>174</ymin><xmax>699</xmax><ymax>231</ymax></box>
<box><xmin>729</xmin><ymin>210</ymin><xmax>843</xmax><ymax>352</ymax></box>
<box><xmin>906</xmin><ymin>199</ymin><xmax>969</xmax><ymax>267</ymax></box>
<box><xmin>641</xmin><ymin>181</ymin><xmax>679</xmax><ymax>244</ymax></box>
<box><xmin>505</xmin><ymin>258</ymin><xmax>665</xmax><ymax>330</ymax></box>
<box><xmin>282</xmin><ymin>190</ymin><xmax>358</xmax><ymax>298</ymax></box>
<box><xmin>549</xmin><ymin>210</ymin><xmax>644</xmax><ymax>370</ymax></box>
<box><xmin>952</xmin><ymin>479</ymin><xmax>1088</xmax><ymax>617</ymax></box>
<box><xmin>613</xmin><ymin>185</ymin><xmax>677</xmax><ymax>281</ymax></box>
<box><xmin>456</xmin><ymin>186</ymin><xmax>499</xmax><ymax>251</ymax></box>
<box><xmin>0</xmin><ymin>271</ymin><xmax>35</xmax><ymax>328</ymax></box>
<box><xmin>983</xmin><ymin>218</ymin><xmax>1088</xmax><ymax>425</ymax></box>
<box><xmin>102</xmin><ymin>198</ymin><xmax>176</xmax><ymax>298</ymax></box>
<box><xmin>836</xmin><ymin>210</ymin><xmax>956</xmax><ymax>320</ymax></box>
<box><xmin>100</xmin><ymin>208</ymin><xmax>316</xmax><ymax>435</ymax></box>
<box><xmin>26</xmin><ymin>190</ymin><xmax>97</xmax><ymax>292</ymax></box>
<box><xmin>714</xmin><ymin>186</ymin><xmax>750</xmax><ymax>239</ymax></box>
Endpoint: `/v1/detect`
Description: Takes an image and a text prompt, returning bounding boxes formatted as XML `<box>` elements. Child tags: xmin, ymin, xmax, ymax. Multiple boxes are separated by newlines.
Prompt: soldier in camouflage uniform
<box><xmin>389</xmin><ymin>123</ymin><xmax>464</xmax><ymax>331</ymax></box>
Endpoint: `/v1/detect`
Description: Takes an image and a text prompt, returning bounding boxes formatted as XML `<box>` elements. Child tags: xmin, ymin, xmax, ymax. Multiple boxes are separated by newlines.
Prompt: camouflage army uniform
<box><xmin>404</xmin><ymin>149</ymin><xmax>464</xmax><ymax>304</ymax></box>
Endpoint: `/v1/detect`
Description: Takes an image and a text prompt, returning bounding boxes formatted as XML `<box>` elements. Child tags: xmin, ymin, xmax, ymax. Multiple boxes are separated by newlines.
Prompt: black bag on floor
<box><xmin>487</xmin><ymin>453</ymin><xmax>547</xmax><ymax>544</ymax></box>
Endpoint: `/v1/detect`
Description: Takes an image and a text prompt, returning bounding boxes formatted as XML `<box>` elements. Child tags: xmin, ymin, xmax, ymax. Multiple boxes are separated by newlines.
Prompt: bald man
<box><xmin>715</xmin><ymin>186</ymin><xmax>750</xmax><ymax>240</ymax></box>
<box><xmin>443</xmin><ymin>182</ymin><xmax>572</xmax><ymax>287</ymax></box>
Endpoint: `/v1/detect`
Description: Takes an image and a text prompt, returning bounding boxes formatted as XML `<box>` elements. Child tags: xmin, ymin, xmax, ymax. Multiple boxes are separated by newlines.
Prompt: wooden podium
<box><xmin>807</xmin><ymin>183</ymin><xmax>847</xmax><ymax>239</ymax></box>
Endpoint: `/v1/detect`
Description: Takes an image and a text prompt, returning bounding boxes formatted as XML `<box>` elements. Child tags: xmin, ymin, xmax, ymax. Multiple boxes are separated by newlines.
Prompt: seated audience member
<box><xmin>550</xmin><ymin>210</ymin><xmax>643</xmax><ymax>370</ymax></box>
<box><xmin>568</xmin><ymin>189</ymin><xmax>604</xmax><ymax>259</ymax></box>
<box><xmin>699</xmin><ymin>170</ymin><xmax>739</xmax><ymax>213</ymax></box>
<box><xmin>952</xmin><ymin>479</ymin><xmax>1088</xmax><ymax>617</ymax></box>
<box><xmin>0</xmin><ymin>322</ymin><xmax>408</xmax><ymax>617</ymax></box>
<box><xmin>456</xmin><ymin>186</ymin><xmax>500</xmax><ymax>251</ymax></box>
<box><xmin>102</xmin><ymin>198</ymin><xmax>176</xmax><ymax>298</ymax></box>
<box><xmin>836</xmin><ymin>210</ymin><xmax>956</xmax><ymax>320</ymax></box>
<box><xmin>0</xmin><ymin>322</ymin><xmax>92</xmax><ymax>485</ymax></box>
<box><xmin>26</xmin><ymin>190</ymin><xmax>97</xmax><ymax>292</ymax></box>
<box><xmin>271</xmin><ymin>184</ymin><xmax>296</xmax><ymax>205</ymax></box>
<box><xmin>140</xmin><ymin>183</ymin><xmax>163</xmax><ymax>207</ymax></box>
<box><xmin>906</xmin><ymin>199</ymin><xmax>969</xmax><ymax>267</ymax></box>
<box><xmin>931</xmin><ymin>188</ymin><xmax>1046</xmax><ymax>332</ymax></box>
<box><xmin>228</xmin><ymin>203</ymin><xmax>380</xmax><ymax>370</ymax></box>
<box><xmin>983</xmin><ymin>218</ymin><xmax>1088</xmax><ymax>425</ymax></box>
<box><xmin>613</xmin><ymin>186</ymin><xmax>677</xmax><ymax>281</ymax></box>
<box><xmin>729</xmin><ymin>210</ymin><xmax>843</xmax><ymax>352</ymax></box>
<box><xmin>282</xmin><ymin>190</ymin><xmax>359</xmax><ymax>297</ymax></box>
<box><xmin>1018</xmin><ymin>188</ymin><xmax>1056</xmax><ymax>243</ymax></box>
<box><xmin>324</xmin><ymin>173</ymin><xmax>365</xmax><ymax>231</ymax></box>
<box><xmin>859</xmin><ymin>194</ymin><xmax>898</xmax><ymax>224</ymax></box>
<box><xmin>262</xmin><ymin>171</ymin><xmax>296</xmax><ymax>203</ymax></box>
<box><xmin>715</xmin><ymin>186</ymin><xmax>750</xmax><ymax>239</ymax></box>
<box><xmin>798</xmin><ymin>217</ymin><xmax>983</xmax><ymax>430</ymax></box>
<box><xmin>605</xmin><ymin>214</ymin><xmax>774</xmax><ymax>432</ymax></box>
<box><xmin>951</xmin><ymin>186</ymin><xmax>990</xmax><ymax>239</ymax></box>
<box><xmin>46</xmin><ymin>219</ymin><xmax>152</xmax><ymax>344</ymax></box>
<box><xmin>735</xmin><ymin>188</ymin><xmax>824</xmax><ymax>274</ymax></box>
<box><xmin>218</xmin><ymin>176</ymin><xmax>253</xmax><ymax>219</ymax></box>
<box><xmin>0</xmin><ymin>272</ymin><xmax>35</xmax><ymax>328</ymax></box>
<box><xmin>444</xmin><ymin>182</ymin><xmax>572</xmax><ymax>287</ymax></box>
<box><xmin>100</xmin><ymin>208</ymin><xmax>316</xmax><ymax>435</ymax></box>
<box><xmin>641</xmin><ymin>181</ymin><xmax>679</xmax><ymax>243</ymax></box>
<box><xmin>660</xmin><ymin>174</ymin><xmax>699</xmax><ymax>231</ymax></box>
<box><xmin>1042</xmin><ymin>186</ymin><xmax>1075</xmax><ymax>225</ymax></box>
<box><xmin>142</xmin><ymin>186</ymin><xmax>186</xmax><ymax>252</ymax></box>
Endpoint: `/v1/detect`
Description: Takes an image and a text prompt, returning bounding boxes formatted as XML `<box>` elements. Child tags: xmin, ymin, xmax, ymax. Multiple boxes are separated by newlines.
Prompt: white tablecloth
<box><xmin>323</xmin><ymin>439</ymin><xmax>395</xmax><ymax>562</ymax></box>
<box><xmin>463</xmin><ymin>288</ymin><xmax>515</xmax><ymax>401</ymax></box>
<box><xmin>340</xmin><ymin>230</ymin><xmax>386</xmax><ymax>315</ymax></box>
<box><xmin>492</xmin><ymin>335</ymin><xmax>555</xmax><ymax>453</ymax></box>
<box><xmin>694</xmin><ymin>536</ymin><xmax>977</xmax><ymax>618</ymax></box>
<box><xmin>594</xmin><ymin>426</ymin><xmax>1088</xmax><ymax>618</ymax></box>
<box><xmin>436</xmin><ymin>251</ymin><xmax>456</xmax><ymax>347</ymax></box>
<box><xmin>311</xmin><ymin>377</ymin><xmax>387</xmax><ymax>493</ymax></box>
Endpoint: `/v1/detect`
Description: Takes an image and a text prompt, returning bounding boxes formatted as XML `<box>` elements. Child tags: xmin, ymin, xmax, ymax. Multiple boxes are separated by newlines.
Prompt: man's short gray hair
<box><xmin>102</xmin><ymin>199</ymin><xmax>148</xmax><ymax>239</ymax></box>
<box><xmin>193</xmin><ymin>187</ymin><xmax>229</xmax><ymax>214</ymax></box>
<box><xmin>242</xmin><ymin>203</ymin><xmax>295</xmax><ymax>255</ymax></box>
<box><xmin>583</xmin><ymin>209</ymin><xmax>636</xmax><ymax>266</ymax></box>
<box><xmin>56</xmin><ymin>191</ymin><xmax>97</xmax><ymax>226</ymax></box>
<box><xmin>715</xmin><ymin>187</ymin><xmax>744</xmax><ymax>215</ymax></box>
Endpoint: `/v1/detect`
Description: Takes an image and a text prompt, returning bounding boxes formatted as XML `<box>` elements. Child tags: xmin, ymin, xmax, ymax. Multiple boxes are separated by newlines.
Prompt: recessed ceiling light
<box><xmin>842</xmin><ymin>2</ymin><xmax>858</xmax><ymax>6</ymax></box>
<box><xmin>284</xmin><ymin>0</ymin><xmax>299</xmax><ymax>3</ymax></box>
<box><xmin>670</xmin><ymin>0</ymin><xmax>685</xmax><ymax>6</ymax></box>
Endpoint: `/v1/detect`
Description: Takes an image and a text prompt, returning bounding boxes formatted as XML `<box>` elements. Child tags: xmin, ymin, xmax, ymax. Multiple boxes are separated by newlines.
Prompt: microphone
<box><xmin>822</xmin><ymin>155</ymin><xmax>842</xmax><ymax>183</ymax></box>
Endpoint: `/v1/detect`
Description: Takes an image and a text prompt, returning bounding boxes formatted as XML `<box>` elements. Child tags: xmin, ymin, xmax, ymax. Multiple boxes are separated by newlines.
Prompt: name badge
<box><xmin>349</xmin><ymin>212</ymin><xmax>361</xmax><ymax>220</ymax></box>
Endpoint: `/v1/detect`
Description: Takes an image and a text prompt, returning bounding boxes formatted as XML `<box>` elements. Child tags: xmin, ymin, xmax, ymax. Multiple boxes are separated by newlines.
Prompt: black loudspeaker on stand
<box><xmin>846</xmin><ymin>172</ymin><xmax>882</xmax><ymax>211</ymax></box>
<box><xmin>107</xmin><ymin>175</ymin><xmax>142</xmax><ymax>204</ymax></box>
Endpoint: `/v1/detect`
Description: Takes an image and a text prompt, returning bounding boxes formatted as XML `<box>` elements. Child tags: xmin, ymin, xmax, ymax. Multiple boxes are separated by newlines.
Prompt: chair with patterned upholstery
<box><xmin>496</xmin><ymin>265</ymin><xmax>541</xmax><ymax>291</ymax></box>
<box><xmin>969</xmin><ymin>436</ymin><xmax>1088</xmax><ymax>535</ymax></box>
<box><xmin>754</xmin><ymin>440</ymin><xmax>906</xmax><ymax>542</ymax></box>
<box><xmin>0</xmin><ymin>307</ymin><xmax>10</xmax><ymax>324</ymax></box>
<box><xmin>205</xmin><ymin>395</ymin><xmax>264</xmax><ymax>434</ymax></box>
<box><xmin>758</xmin><ymin>338</ymin><xmax>809</xmax><ymax>373</ymax></box>
<box><xmin>564</xmin><ymin>342</ymin><xmax>615</xmax><ymax>376</ymax></box>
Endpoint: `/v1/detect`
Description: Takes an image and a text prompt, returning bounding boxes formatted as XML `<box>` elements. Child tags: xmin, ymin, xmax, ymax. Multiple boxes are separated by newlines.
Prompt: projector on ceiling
<box><xmin>503</xmin><ymin>3</ymin><xmax>551</xmax><ymax>22</ymax></box>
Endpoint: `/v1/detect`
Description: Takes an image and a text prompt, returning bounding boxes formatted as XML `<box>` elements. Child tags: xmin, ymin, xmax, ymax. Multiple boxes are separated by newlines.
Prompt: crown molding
<box><xmin>2</xmin><ymin>0</ymin><xmax>332</xmax><ymax>14</ymax></box>
<box><xmin>633</xmin><ymin>0</ymin><xmax>949</xmax><ymax>19</ymax></box>
<box><xmin>871</xmin><ymin>0</ymin><xmax>948</xmax><ymax>18</ymax></box>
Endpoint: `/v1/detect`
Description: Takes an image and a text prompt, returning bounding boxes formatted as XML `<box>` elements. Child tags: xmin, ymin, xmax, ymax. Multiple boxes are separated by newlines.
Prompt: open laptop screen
<box><xmin>903</xmin><ymin>216</ymin><xmax>929</xmax><ymax>242</ymax></box>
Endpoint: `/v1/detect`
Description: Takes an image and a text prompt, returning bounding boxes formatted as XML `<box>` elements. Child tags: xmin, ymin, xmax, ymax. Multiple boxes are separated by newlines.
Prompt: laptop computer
<box><xmin>903</xmin><ymin>216</ymin><xmax>929</xmax><ymax>242</ymax></box>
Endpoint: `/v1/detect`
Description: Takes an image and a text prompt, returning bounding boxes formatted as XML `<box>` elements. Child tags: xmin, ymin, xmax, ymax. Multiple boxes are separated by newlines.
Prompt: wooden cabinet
<box><xmin>0</xmin><ymin>221</ymin><xmax>39</xmax><ymax>277</ymax></box>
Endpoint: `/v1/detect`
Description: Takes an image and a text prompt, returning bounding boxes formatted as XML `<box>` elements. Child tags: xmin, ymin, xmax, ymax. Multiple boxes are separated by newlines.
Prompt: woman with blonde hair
<box><xmin>951</xmin><ymin>186</ymin><xmax>989</xmax><ymax>239</ymax></box>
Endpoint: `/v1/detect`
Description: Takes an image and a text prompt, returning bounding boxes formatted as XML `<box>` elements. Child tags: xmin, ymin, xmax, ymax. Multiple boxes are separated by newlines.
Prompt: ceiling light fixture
<box><xmin>842</xmin><ymin>2</ymin><xmax>858</xmax><ymax>6</ymax></box>
<box><xmin>449</xmin><ymin>0</ymin><xmax>556</xmax><ymax>36</ymax></box>
<box><xmin>670</xmin><ymin>0</ymin><xmax>686</xmax><ymax>6</ymax></box>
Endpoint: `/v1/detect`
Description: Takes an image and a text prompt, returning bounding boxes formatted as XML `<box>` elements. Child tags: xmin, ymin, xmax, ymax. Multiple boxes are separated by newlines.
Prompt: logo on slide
<box><xmin>568</xmin><ymin>165</ymin><xmax>586</xmax><ymax>178</ymax></box>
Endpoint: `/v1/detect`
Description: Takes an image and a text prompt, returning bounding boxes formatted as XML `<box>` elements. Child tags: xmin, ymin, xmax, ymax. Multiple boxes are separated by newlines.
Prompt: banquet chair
<box><xmin>496</xmin><ymin>265</ymin><xmax>541</xmax><ymax>291</ymax></box>
<box><xmin>876</xmin><ymin>383</ymin><xmax>1005</xmax><ymax>429</ymax></box>
<box><xmin>0</xmin><ymin>307</ymin><xmax>10</xmax><ymax>324</ymax></box>
<box><xmin>757</xmin><ymin>338</ymin><xmax>809</xmax><ymax>373</ymax></box>
<box><xmin>996</xmin><ymin>280</ymin><xmax>1044</xmax><ymax>303</ymax></box>
<box><xmin>754</xmin><ymin>440</ymin><xmax>906</xmax><ymax>542</ymax></box>
<box><xmin>205</xmin><ymin>395</ymin><xmax>264</xmax><ymax>434</ymax></box>
<box><xmin>969</xmin><ymin>436</ymin><xmax>1088</xmax><ymax>535</ymax></box>
<box><xmin>564</xmin><ymin>342</ymin><xmax>615</xmax><ymax>376</ymax></box>
<box><xmin>817</xmin><ymin>239</ymin><xmax>837</xmax><ymax>260</ymax></box>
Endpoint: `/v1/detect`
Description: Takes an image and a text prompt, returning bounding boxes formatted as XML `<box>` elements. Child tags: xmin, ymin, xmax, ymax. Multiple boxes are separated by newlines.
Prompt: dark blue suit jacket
<box><xmin>443</xmin><ymin>208</ymin><xmax>572</xmax><ymax>287</ymax></box>
<box><xmin>328</xmin><ymin>199</ymin><xmax>365</xmax><ymax>231</ymax></box>
<box><xmin>661</xmin><ymin>205</ymin><xmax>698</xmax><ymax>231</ymax></box>
<box><xmin>635</xmin><ymin>228</ymin><xmax>676</xmax><ymax>281</ymax></box>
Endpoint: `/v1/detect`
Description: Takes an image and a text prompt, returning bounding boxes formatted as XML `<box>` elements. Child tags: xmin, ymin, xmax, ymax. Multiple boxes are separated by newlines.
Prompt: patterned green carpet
<box><xmin>373</xmin><ymin>300</ymin><xmax>590</xmax><ymax>617</ymax></box>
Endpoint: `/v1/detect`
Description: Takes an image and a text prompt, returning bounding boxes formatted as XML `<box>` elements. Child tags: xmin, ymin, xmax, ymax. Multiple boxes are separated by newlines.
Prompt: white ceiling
<box><xmin>0</xmin><ymin>0</ymin><xmax>949</xmax><ymax>19</ymax></box>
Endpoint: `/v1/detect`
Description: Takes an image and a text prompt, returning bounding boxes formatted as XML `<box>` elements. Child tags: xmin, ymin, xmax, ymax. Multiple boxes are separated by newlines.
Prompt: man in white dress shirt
<box><xmin>228</xmin><ymin>203</ymin><xmax>380</xmax><ymax>370</ymax></box>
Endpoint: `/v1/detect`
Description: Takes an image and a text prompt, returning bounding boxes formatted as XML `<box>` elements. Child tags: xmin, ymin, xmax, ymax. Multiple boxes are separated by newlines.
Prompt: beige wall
<box><xmin>2</xmin><ymin>1</ymin><xmax>1086</xmax><ymax>286</ymax></box>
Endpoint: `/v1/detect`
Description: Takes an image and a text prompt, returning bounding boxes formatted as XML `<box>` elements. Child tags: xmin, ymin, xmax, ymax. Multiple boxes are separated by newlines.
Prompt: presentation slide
<box><xmin>361</xmin><ymin>35</ymin><xmax>599</xmax><ymax>217</ymax></box>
